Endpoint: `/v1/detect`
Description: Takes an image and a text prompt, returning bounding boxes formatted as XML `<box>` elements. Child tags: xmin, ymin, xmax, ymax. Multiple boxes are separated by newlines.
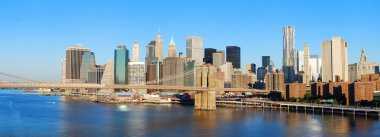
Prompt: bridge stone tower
<box><xmin>194</xmin><ymin>65</ymin><xmax>216</xmax><ymax>110</ymax></box>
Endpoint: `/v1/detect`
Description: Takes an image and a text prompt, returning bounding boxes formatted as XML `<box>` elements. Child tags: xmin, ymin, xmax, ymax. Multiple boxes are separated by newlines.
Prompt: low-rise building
<box><xmin>285</xmin><ymin>83</ymin><xmax>307</xmax><ymax>100</ymax></box>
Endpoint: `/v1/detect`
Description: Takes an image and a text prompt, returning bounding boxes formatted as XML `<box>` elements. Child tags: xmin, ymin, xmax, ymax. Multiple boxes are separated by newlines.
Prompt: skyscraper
<box><xmin>262</xmin><ymin>56</ymin><xmax>270</xmax><ymax>68</ymax></box>
<box><xmin>283</xmin><ymin>26</ymin><xmax>298</xmax><ymax>83</ymax></box>
<box><xmin>80</xmin><ymin>51</ymin><xmax>96</xmax><ymax>83</ymax></box>
<box><xmin>114</xmin><ymin>45</ymin><xmax>129</xmax><ymax>84</ymax></box>
<box><xmin>310</xmin><ymin>55</ymin><xmax>321</xmax><ymax>82</ymax></box>
<box><xmin>168</xmin><ymin>36</ymin><xmax>177</xmax><ymax>58</ymax></box>
<box><xmin>204</xmin><ymin>48</ymin><xmax>217</xmax><ymax>64</ymax></box>
<box><xmin>132</xmin><ymin>42</ymin><xmax>140</xmax><ymax>62</ymax></box>
<box><xmin>186</xmin><ymin>36</ymin><xmax>204</xmax><ymax>66</ymax></box>
<box><xmin>155</xmin><ymin>32</ymin><xmax>163</xmax><ymax>62</ymax></box>
<box><xmin>322</xmin><ymin>37</ymin><xmax>348</xmax><ymax>82</ymax></box>
<box><xmin>303</xmin><ymin>43</ymin><xmax>311</xmax><ymax>86</ymax></box>
<box><xmin>61</xmin><ymin>58</ymin><xmax>66</xmax><ymax>83</ymax></box>
<box><xmin>212</xmin><ymin>51</ymin><xmax>224</xmax><ymax>68</ymax></box>
<box><xmin>128</xmin><ymin>62</ymin><xmax>146</xmax><ymax>94</ymax></box>
<box><xmin>226</xmin><ymin>46</ymin><xmax>241</xmax><ymax>69</ymax></box>
<box><xmin>65</xmin><ymin>45</ymin><xmax>90</xmax><ymax>83</ymax></box>
<box><xmin>145</xmin><ymin>41</ymin><xmax>158</xmax><ymax>69</ymax></box>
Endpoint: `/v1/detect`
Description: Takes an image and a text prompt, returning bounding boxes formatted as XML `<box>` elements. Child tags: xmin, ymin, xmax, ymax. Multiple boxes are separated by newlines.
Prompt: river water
<box><xmin>1</xmin><ymin>89</ymin><xmax>380</xmax><ymax>137</ymax></box>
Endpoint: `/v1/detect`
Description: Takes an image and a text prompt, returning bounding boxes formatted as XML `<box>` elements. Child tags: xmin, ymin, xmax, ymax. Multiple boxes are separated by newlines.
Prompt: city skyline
<box><xmin>1</xmin><ymin>0</ymin><xmax>380</xmax><ymax>82</ymax></box>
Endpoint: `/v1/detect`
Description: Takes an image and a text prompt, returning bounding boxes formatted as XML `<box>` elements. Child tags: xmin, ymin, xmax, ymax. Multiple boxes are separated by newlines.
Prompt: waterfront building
<box><xmin>220</xmin><ymin>62</ymin><xmax>234</xmax><ymax>83</ymax></box>
<box><xmin>114</xmin><ymin>45</ymin><xmax>129</xmax><ymax>84</ymax></box>
<box><xmin>186</xmin><ymin>36</ymin><xmax>204</xmax><ymax>66</ymax></box>
<box><xmin>226</xmin><ymin>46</ymin><xmax>241</xmax><ymax>69</ymax></box>
<box><xmin>265</xmin><ymin>69</ymin><xmax>285</xmax><ymax>92</ymax></box>
<box><xmin>212</xmin><ymin>51</ymin><xmax>225</xmax><ymax>68</ymax></box>
<box><xmin>257</xmin><ymin>67</ymin><xmax>267</xmax><ymax>81</ymax></box>
<box><xmin>285</xmin><ymin>83</ymin><xmax>307</xmax><ymax>100</ymax></box>
<box><xmin>322</xmin><ymin>37</ymin><xmax>348</xmax><ymax>82</ymax></box>
<box><xmin>348</xmin><ymin>49</ymin><xmax>379</xmax><ymax>82</ymax></box>
<box><xmin>132</xmin><ymin>42</ymin><xmax>140</xmax><ymax>62</ymax></box>
<box><xmin>155</xmin><ymin>32</ymin><xmax>163</xmax><ymax>62</ymax></box>
<box><xmin>168</xmin><ymin>36</ymin><xmax>177</xmax><ymax>58</ymax></box>
<box><xmin>283</xmin><ymin>26</ymin><xmax>299</xmax><ymax>83</ymax></box>
<box><xmin>65</xmin><ymin>45</ymin><xmax>90</xmax><ymax>83</ymax></box>
<box><xmin>262</xmin><ymin>56</ymin><xmax>270</xmax><ymax>68</ymax></box>
<box><xmin>80</xmin><ymin>51</ymin><xmax>96</xmax><ymax>83</ymax></box>
<box><xmin>310</xmin><ymin>55</ymin><xmax>322</xmax><ymax>82</ymax></box>
<box><xmin>128</xmin><ymin>62</ymin><xmax>146</xmax><ymax>94</ymax></box>
<box><xmin>204</xmin><ymin>48</ymin><xmax>217</xmax><ymax>64</ymax></box>
<box><xmin>311</xmin><ymin>77</ymin><xmax>378</xmax><ymax>105</ymax></box>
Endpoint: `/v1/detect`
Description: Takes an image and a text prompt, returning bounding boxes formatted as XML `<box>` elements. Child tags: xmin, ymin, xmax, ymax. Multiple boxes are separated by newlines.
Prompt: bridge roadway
<box><xmin>0</xmin><ymin>82</ymin><xmax>268</xmax><ymax>94</ymax></box>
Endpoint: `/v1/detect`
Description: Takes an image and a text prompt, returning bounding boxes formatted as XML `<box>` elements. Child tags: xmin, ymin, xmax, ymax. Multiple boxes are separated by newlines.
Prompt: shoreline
<box><xmin>27</xmin><ymin>91</ymin><xmax>380</xmax><ymax>118</ymax></box>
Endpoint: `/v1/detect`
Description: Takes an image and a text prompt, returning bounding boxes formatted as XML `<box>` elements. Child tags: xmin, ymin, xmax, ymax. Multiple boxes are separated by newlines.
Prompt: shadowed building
<box><xmin>204</xmin><ymin>48</ymin><xmax>217</xmax><ymax>64</ymax></box>
<box><xmin>285</xmin><ymin>83</ymin><xmax>307</xmax><ymax>100</ymax></box>
<box><xmin>226</xmin><ymin>46</ymin><xmax>241</xmax><ymax>69</ymax></box>
<box><xmin>65</xmin><ymin>45</ymin><xmax>90</xmax><ymax>83</ymax></box>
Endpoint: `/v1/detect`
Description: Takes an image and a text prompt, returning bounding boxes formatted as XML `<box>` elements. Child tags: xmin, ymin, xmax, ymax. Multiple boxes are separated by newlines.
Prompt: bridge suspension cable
<box><xmin>0</xmin><ymin>72</ymin><xmax>45</xmax><ymax>83</ymax></box>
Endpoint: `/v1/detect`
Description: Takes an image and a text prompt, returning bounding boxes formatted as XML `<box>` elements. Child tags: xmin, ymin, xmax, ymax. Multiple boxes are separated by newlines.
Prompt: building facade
<box><xmin>128</xmin><ymin>62</ymin><xmax>146</xmax><ymax>94</ymax></box>
<box><xmin>257</xmin><ymin>67</ymin><xmax>267</xmax><ymax>81</ymax></box>
<box><xmin>186</xmin><ymin>36</ymin><xmax>204</xmax><ymax>66</ymax></box>
<box><xmin>262</xmin><ymin>56</ymin><xmax>270</xmax><ymax>68</ymax></box>
<box><xmin>204</xmin><ymin>48</ymin><xmax>217</xmax><ymax>64</ymax></box>
<box><xmin>220</xmin><ymin>62</ymin><xmax>234</xmax><ymax>83</ymax></box>
<box><xmin>168</xmin><ymin>36</ymin><xmax>177</xmax><ymax>58</ymax></box>
<box><xmin>322</xmin><ymin>37</ymin><xmax>348</xmax><ymax>82</ymax></box>
<box><xmin>213</xmin><ymin>51</ymin><xmax>224</xmax><ymax>68</ymax></box>
<box><xmin>155</xmin><ymin>32</ymin><xmax>163</xmax><ymax>62</ymax></box>
<box><xmin>246</xmin><ymin>63</ymin><xmax>256</xmax><ymax>74</ymax></box>
<box><xmin>114</xmin><ymin>45</ymin><xmax>129</xmax><ymax>84</ymax></box>
<box><xmin>80</xmin><ymin>51</ymin><xmax>96</xmax><ymax>83</ymax></box>
<box><xmin>302</xmin><ymin>43</ymin><xmax>311</xmax><ymax>86</ymax></box>
<box><xmin>65</xmin><ymin>45</ymin><xmax>90</xmax><ymax>83</ymax></box>
<box><xmin>348</xmin><ymin>49</ymin><xmax>379</xmax><ymax>82</ymax></box>
<box><xmin>283</xmin><ymin>26</ymin><xmax>298</xmax><ymax>83</ymax></box>
<box><xmin>310</xmin><ymin>55</ymin><xmax>322</xmax><ymax>82</ymax></box>
<box><xmin>265</xmin><ymin>70</ymin><xmax>285</xmax><ymax>92</ymax></box>
<box><xmin>132</xmin><ymin>42</ymin><xmax>140</xmax><ymax>62</ymax></box>
<box><xmin>226</xmin><ymin>46</ymin><xmax>241</xmax><ymax>69</ymax></box>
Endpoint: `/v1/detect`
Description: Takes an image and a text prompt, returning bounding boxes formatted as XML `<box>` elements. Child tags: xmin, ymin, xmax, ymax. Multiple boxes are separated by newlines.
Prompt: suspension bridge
<box><xmin>0</xmin><ymin>66</ymin><xmax>268</xmax><ymax>110</ymax></box>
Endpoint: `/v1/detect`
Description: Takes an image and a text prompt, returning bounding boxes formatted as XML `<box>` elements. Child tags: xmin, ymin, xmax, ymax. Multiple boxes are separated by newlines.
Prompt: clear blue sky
<box><xmin>0</xmin><ymin>0</ymin><xmax>379</xmax><ymax>82</ymax></box>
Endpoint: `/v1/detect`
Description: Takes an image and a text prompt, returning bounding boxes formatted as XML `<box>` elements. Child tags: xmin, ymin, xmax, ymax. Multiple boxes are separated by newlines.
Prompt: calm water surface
<box><xmin>1</xmin><ymin>89</ymin><xmax>380</xmax><ymax>137</ymax></box>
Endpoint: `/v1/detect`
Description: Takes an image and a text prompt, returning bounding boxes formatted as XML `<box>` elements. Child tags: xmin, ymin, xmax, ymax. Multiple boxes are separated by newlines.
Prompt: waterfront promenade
<box><xmin>216</xmin><ymin>100</ymin><xmax>380</xmax><ymax>118</ymax></box>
